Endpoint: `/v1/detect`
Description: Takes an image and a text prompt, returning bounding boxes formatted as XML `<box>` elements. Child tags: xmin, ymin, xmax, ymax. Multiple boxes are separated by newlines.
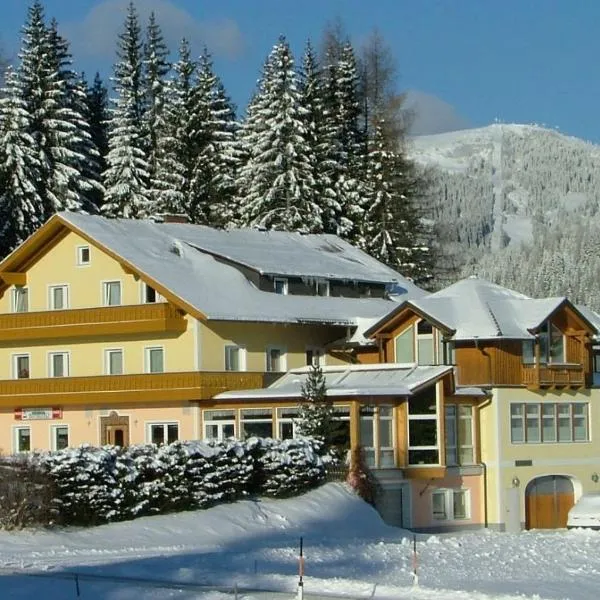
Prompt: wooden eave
<box><xmin>0</xmin><ymin>214</ymin><xmax>207</xmax><ymax>322</ymax></box>
<box><xmin>367</xmin><ymin>303</ymin><xmax>455</xmax><ymax>340</ymax></box>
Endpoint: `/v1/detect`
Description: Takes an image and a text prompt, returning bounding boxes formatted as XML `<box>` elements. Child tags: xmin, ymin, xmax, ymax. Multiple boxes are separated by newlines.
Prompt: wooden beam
<box><xmin>0</xmin><ymin>272</ymin><xmax>26</xmax><ymax>286</ymax></box>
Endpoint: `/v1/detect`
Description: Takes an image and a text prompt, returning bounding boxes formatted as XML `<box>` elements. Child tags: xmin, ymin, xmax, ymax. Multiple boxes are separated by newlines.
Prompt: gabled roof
<box><xmin>0</xmin><ymin>213</ymin><xmax>425</xmax><ymax>327</ymax></box>
<box><xmin>365</xmin><ymin>277</ymin><xmax>597</xmax><ymax>340</ymax></box>
<box><xmin>214</xmin><ymin>363</ymin><xmax>453</xmax><ymax>401</ymax></box>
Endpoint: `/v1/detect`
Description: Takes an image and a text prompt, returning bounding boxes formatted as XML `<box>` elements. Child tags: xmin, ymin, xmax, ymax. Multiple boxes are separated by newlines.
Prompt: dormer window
<box><xmin>274</xmin><ymin>278</ymin><xmax>288</xmax><ymax>295</ymax></box>
<box><xmin>316</xmin><ymin>280</ymin><xmax>330</xmax><ymax>297</ymax></box>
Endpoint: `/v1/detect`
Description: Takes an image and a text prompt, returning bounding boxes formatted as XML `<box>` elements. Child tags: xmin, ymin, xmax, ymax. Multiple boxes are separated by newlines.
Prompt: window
<box><xmin>225</xmin><ymin>345</ymin><xmax>245</xmax><ymax>371</ymax></box>
<box><xmin>408</xmin><ymin>386</ymin><xmax>439</xmax><ymax>465</ymax></box>
<box><xmin>359</xmin><ymin>405</ymin><xmax>395</xmax><ymax>468</ymax></box>
<box><xmin>203</xmin><ymin>410</ymin><xmax>236</xmax><ymax>441</ymax></box>
<box><xmin>145</xmin><ymin>347</ymin><xmax>164</xmax><ymax>373</ymax></box>
<box><xmin>277</xmin><ymin>407</ymin><xmax>299</xmax><ymax>439</ymax></box>
<box><xmin>432</xmin><ymin>489</ymin><xmax>470</xmax><ymax>521</ymax></box>
<box><xmin>522</xmin><ymin>340</ymin><xmax>535</xmax><ymax>364</ymax></box>
<box><xmin>525</xmin><ymin>322</ymin><xmax>565</xmax><ymax>364</ymax></box>
<box><xmin>444</xmin><ymin>404</ymin><xmax>474</xmax><ymax>466</ymax></box>
<box><xmin>105</xmin><ymin>349</ymin><xmax>123</xmax><ymax>375</ymax></box>
<box><xmin>103</xmin><ymin>281</ymin><xmax>121</xmax><ymax>306</ymax></box>
<box><xmin>394</xmin><ymin>321</ymin><xmax>446</xmax><ymax>366</ymax></box>
<box><xmin>52</xmin><ymin>425</ymin><xmax>69</xmax><ymax>451</ymax></box>
<box><xmin>394</xmin><ymin>325</ymin><xmax>415</xmax><ymax>363</ymax></box>
<box><xmin>49</xmin><ymin>285</ymin><xmax>68</xmax><ymax>310</ymax></box>
<box><xmin>240</xmin><ymin>408</ymin><xmax>273</xmax><ymax>439</ymax></box>
<box><xmin>305</xmin><ymin>347</ymin><xmax>325</xmax><ymax>367</ymax></box>
<box><xmin>266</xmin><ymin>347</ymin><xmax>286</xmax><ymax>372</ymax></box>
<box><xmin>48</xmin><ymin>352</ymin><xmax>69</xmax><ymax>377</ymax></box>
<box><xmin>13</xmin><ymin>354</ymin><xmax>30</xmax><ymax>379</ymax></box>
<box><xmin>12</xmin><ymin>286</ymin><xmax>28</xmax><ymax>313</ymax></box>
<box><xmin>142</xmin><ymin>283</ymin><xmax>163</xmax><ymax>303</ymax></box>
<box><xmin>274</xmin><ymin>278</ymin><xmax>288</xmax><ymax>295</ymax></box>
<box><xmin>149</xmin><ymin>423</ymin><xmax>179</xmax><ymax>445</ymax></box>
<box><xmin>14</xmin><ymin>427</ymin><xmax>31</xmax><ymax>453</ymax></box>
<box><xmin>77</xmin><ymin>245</ymin><xmax>90</xmax><ymax>266</ymax></box>
<box><xmin>316</xmin><ymin>280</ymin><xmax>330</xmax><ymax>296</ymax></box>
<box><xmin>510</xmin><ymin>403</ymin><xmax>589</xmax><ymax>443</ymax></box>
<box><xmin>417</xmin><ymin>320</ymin><xmax>434</xmax><ymax>366</ymax></box>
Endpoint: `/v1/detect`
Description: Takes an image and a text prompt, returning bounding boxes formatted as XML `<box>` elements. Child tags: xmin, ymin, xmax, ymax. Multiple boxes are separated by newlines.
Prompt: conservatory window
<box><xmin>203</xmin><ymin>410</ymin><xmax>236</xmax><ymax>441</ymax></box>
<box><xmin>277</xmin><ymin>407</ymin><xmax>299</xmax><ymax>439</ymax></box>
<box><xmin>408</xmin><ymin>386</ymin><xmax>439</xmax><ymax>465</ymax></box>
<box><xmin>240</xmin><ymin>408</ymin><xmax>273</xmax><ymax>439</ymax></box>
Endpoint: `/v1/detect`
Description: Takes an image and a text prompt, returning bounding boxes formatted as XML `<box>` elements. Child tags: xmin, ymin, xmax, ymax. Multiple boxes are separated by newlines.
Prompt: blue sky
<box><xmin>1</xmin><ymin>0</ymin><xmax>599</xmax><ymax>141</ymax></box>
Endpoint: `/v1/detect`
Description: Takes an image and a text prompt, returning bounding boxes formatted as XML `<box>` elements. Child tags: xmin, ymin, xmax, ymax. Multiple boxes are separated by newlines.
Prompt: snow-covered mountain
<box><xmin>409</xmin><ymin>124</ymin><xmax>600</xmax><ymax>309</ymax></box>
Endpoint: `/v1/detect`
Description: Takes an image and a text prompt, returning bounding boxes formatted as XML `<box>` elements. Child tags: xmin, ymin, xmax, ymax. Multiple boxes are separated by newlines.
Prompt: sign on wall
<box><xmin>14</xmin><ymin>407</ymin><xmax>62</xmax><ymax>421</ymax></box>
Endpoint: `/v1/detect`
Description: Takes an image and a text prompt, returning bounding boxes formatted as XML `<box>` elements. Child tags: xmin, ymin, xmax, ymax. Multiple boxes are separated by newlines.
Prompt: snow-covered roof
<box><xmin>366</xmin><ymin>277</ymin><xmax>597</xmax><ymax>340</ymax></box>
<box><xmin>60</xmin><ymin>213</ymin><xmax>423</xmax><ymax>325</ymax></box>
<box><xmin>214</xmin><ymin>363</ymin><xmax>453</xmax><ymax>401</ymax></box>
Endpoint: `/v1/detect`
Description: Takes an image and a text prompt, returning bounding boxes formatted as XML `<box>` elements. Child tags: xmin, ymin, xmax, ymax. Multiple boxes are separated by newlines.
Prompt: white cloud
<box><xmin>404</xmin><ymin>90</ymin><xmax>471</xmax><ymax>136</ymax></box>
<box><xmin>62</xmin><ymin>0</ymin><xmax>244</xmax><ymax>61</ymax></box>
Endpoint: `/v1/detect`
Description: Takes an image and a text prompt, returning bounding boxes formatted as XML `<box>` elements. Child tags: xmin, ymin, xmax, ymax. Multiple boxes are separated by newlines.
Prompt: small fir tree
<box><xmin>296</xmin><ymin>362</ymin><xmax>335</xmax><ymax>444</ymax></box>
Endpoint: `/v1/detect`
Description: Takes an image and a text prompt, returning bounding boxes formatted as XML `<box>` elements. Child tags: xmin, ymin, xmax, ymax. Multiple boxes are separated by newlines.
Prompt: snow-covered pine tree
<box><xmin>296</xmin><ymin>362</ymin><xmax>335</xmax><ymax>444</ymax></box>
<box><xmin>188</xmin><ymin>48</ymin><xmax>239</xmax><ymax>227</ymax></box>
<box><xmin>361</xmin><ymin>119</ymin><xmax>432</xmax><ymax>284</ymax></box>
<box><xmin>236</xmin><ymin>36</ymin><xmax>320</xmax><ymax>232</ymax></box>
<box><xmin>0</xmin><ymin>66</ymin><xmax>44</xmax><ymax>257</ymax></box>
<box><xmin>85</xmin><ymin>73</ymin><xmax>109</xmax><ymax>209</ymax></box>
<box><xmin>143</xmin><ymin>12</ymin><xmax>171</xmax><ymax>213</ymax></box>
<box><xmin>102</xmin><ymin>1</ymin><xmax>151</xmax><ymax>218</ymax></box>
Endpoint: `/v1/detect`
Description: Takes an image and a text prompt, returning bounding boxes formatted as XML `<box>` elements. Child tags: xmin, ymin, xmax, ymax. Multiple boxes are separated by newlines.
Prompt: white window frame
<box><xmin>315</xmin><ymin>279</ymin><xmax>330</xmax><ymax>297</ymax></box>
<box><xmin>102</xmin><ymin>280</ymin><xmax>122</xmax><ymax>307</ymax></box>
<box><xmin>146</xmin><ymin>421</ymin><xmax>179</xmax><ymax>445</ymax></box>
<box><xmin>203</xmin><ymin>409</ymin><xmax>236</xmax><ymax>441</ymax></box>
<box><xmin>432</xmin><ymin>488</ymin><xmax>471</xmax><ymax>521</ymax></box>
<box><xmin>276</xmin><ymin>407</ymin><xmax>300</xmax><ymax>439</ymax></box>
<box><xmin>48</xmin><ymin>351</ymin><xmax>70</xmax><ymax>378</ymax></box>
<box><xmin>104</xmin><ymin>348</ymin><xmax>124</xmax><ymax>375</ymax></box>
<box><xmin>13</xmin><ymin>426</ymin><xmax>31</xmax><ymax>453</ymax></box>
<box><xmin>76</xmin><ymin>245</ymin><xmax>91</xmax><ymax>266</ymax></box>
<box><xmin>145</xmin><ymin>346</ymin><xmax>165</xmax><ymax>373</ymax></box>
<box><xmin>407</xmin><ymin>385</ymin><xmax>440</xmax><ymax>466</ymax></box>
<box><xmin>50</xmin><ymin>424</ymin><xmax>70</xmax><ymax>451</ymax></box>
<box><xmin>266</xmin><ymin>346</ymin><xmax>287</xmax><ymax>372</ymax></box>
<box><xmin>444</xmin><ymin>404</ymin><xmax>475</xmax><ymax>466</ymax></box>
<box><xmin>359</xmin><ymin>404</ymin><xmax>396</xmax><ymax>469</ymax></box>
<box><xmin>240</xmin><ymin>408</ymin><xmax>273</xmax><ymax>439</ymax></box>
<box><xmin>394</xmin><ymin>320</ymin><xmax>447</xmax><ymax>366</ymax></box>
<box><xmin>141</xmin><ymin>282</ymin><xmax>164</xmax><ymax>304</ymax></box>
<box><xmin>305</xmin><ymin>346</ymin><xmax>326</xmax><ymax>367</ymax></box>
<box><xmin>224</xmin><ymin>345</ymin><xmax>246</xmax><ymax>371</ymax></box>
<box><xmin>12</xmin><ymin>353</ymin><xmax>31</xmax><ymax>379</ymax></box>
<box><xmin>12</xmin><ymin>286</ymin><xmax>29</xmax><ymax>313</ymax></box>
<box><xmin>273</xmin><ymin>277</ymin><xmax>288</xmax><ymax>295</ymax></box>
<box><xmin>48</xmin><ymin>283</ymin><xmax>69</xmax><ymax>310</ymax></box>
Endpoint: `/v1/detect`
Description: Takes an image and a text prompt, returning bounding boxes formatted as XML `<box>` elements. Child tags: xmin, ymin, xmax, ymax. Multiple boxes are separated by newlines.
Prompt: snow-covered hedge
<box><xmin>19</xmin><ymin>437</ymin><xmax>326</xmax><ymax>526</ymax></box>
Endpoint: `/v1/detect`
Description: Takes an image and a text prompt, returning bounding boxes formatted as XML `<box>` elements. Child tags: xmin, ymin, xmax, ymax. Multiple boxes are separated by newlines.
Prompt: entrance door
<box><xmin>100</xmin><ymin>412</ymin><xmax>130</xmax><ymax>447</ymax></box>
<box><xmin>525</xmin><ymin>475</ymin><xmax>574</xmax><ymax>529</ymax></box>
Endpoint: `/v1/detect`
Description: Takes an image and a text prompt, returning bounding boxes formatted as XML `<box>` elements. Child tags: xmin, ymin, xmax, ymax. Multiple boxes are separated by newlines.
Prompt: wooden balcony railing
<box><xmin>0</xmin><ymin>303</ymin><xmax>187</xmax><ymax>341</ymax></box>
<box><xmin>0</xmin><ymin>371</ymin><xmax>270</xmax><ymax>407</ymax></box>
<box><xmin>522</xmin><ymin>363</ymin><xmax>585</xmax><ymax>388</ymax></box>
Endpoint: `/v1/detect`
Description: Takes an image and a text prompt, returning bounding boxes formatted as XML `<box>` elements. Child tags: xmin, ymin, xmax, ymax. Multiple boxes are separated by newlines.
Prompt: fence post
<box><xmin>412</xmin><ymin>534</ymin><xmax>418</xmax><ymax>587</ymax></box>
<box><xmin>297</xmin><ymin>536</ymin><xmax>304</xmax><ymax>600</ymax></box>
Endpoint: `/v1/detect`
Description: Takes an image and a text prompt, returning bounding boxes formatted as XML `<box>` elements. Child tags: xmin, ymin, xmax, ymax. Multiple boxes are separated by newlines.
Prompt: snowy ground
<box><xmin>0</xmin><ymin>483</ymin><xmax>598</xmax><ymax>600</ymax></box>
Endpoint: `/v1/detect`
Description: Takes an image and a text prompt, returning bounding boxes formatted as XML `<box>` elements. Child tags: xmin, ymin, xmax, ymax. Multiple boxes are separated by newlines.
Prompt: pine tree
<box><xmin>188</xmin><ymin>48</ymin><xmax>238</xmax><ymax>227</ymax></box>
<box><xmin>236</xmin><ymin>36</ymin><xmax>320</xmax><ymax>232</ymax></box>
<box><xmin>296</xmin><ymin>362</ymin><xmax>335</xmax><ymax>444</ymax></box>
<box><xmin>0</xmin><ymin>66</ymin><xmax>44</xmax><ymax>257</ymax></box>
<box><xmin>85</xmin><ymin>73</ymin><xmax>109</xmax><ymax>209</ymax></box>
<box><xmin>102</xmin><ymin>1</ymin><xmax>151</xmax><ymax>218</ymax></box>
<box><xmin>361</xmin><ymin>119</ymin><xmax>432</xmax><ymax>284</ymax></box>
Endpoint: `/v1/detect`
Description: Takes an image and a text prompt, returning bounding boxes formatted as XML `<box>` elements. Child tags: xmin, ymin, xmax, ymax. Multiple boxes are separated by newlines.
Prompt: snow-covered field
<box><xmin>0</xmin><ymin>483</ymin><xmax>598</xmax><ymax>600</ymax></box>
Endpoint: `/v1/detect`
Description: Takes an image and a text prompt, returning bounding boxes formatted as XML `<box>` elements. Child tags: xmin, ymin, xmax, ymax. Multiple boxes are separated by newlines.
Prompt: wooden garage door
<box><xmin>525</xmin><ymin>475</ymin><xmax>574</xmax><ymax>529</ymax></box>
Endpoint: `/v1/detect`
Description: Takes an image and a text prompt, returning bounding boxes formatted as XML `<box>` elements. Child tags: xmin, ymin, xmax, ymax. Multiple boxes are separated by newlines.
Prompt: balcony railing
<box><xmin>522</xmin><ymin>363</ymin><xmax>585</xmax><ymax>388</ymax></box>
<box><xmin>0</xmin><ymin>371</ymin><xmax>271</xmax><ymax>407</ymax></box>
<box><xmin>0</xmin><ymin>303</ymin><xmax>187</xmax><ymax>341</ymax></box>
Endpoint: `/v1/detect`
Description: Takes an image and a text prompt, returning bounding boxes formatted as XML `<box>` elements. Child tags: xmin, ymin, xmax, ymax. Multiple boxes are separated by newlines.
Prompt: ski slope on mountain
<box><xmin>0</xmin><ymin>482</ymin><xmax>599</xmax><ymax>599</ymax></box>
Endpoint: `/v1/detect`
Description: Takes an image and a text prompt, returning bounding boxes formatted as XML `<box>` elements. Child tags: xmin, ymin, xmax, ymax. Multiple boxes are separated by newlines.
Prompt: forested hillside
<box><xmin>411</xmin><ymin>124</ymin><xmax>600</xmax><ymax>309</ymax></box>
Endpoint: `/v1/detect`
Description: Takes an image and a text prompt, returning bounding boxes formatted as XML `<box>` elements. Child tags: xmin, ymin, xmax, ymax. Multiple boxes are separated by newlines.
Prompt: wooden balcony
<box><xmin>0</xmin><ymin>303</ymin><xmax>187</xmax><ymax>342</ymax></box>
<box><xmin>0</xmin><ymin>371</ymin><xmax>271</xmax><ymax>407</ymax></box>
<box><xmin>522</xmin><ymin>363</ymin><xmax>585</xmax><ymax>389</ymax></box>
